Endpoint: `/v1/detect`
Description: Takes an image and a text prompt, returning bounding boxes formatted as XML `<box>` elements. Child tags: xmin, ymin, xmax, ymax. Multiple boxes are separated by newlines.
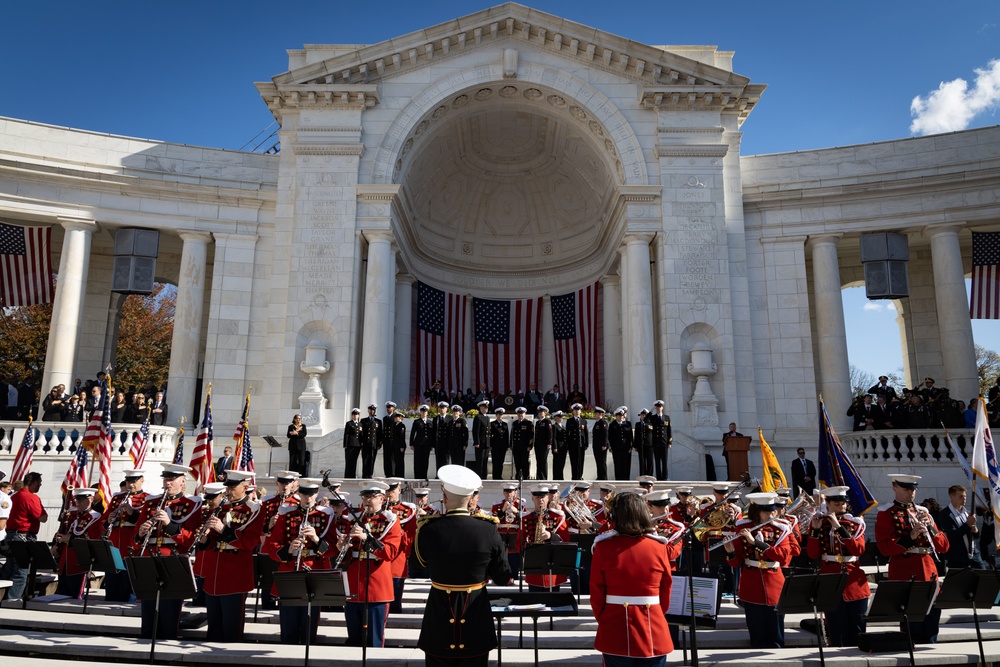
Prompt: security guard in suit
<box><xmin>415</xmin><ymin>465</ymin><xmax>512</xmax><ymax>667</ymax></box>
<box><xmin>360</xmin><ymin>404</ymin><xmax>383</xmax><ymax>478</ymax></box>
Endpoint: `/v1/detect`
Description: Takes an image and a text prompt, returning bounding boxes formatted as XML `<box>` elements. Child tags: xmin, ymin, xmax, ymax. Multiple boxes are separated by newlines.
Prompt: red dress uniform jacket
<box><xmin>259</xmin><ymin>492</ymin><xmax>297</xmax><ymax>536</ymax></box>
<box><xmin>101</xmin><ymin>490</ymin><xmax>148</xmax><ymax>556</ymax></box>
<box><xmin>653</xmin><ymin>515</ymin><xmax>685</xmax><ymax>565</ymax></box>
<box><xmin>492</xmin><ymin>500</ymin><xmax>522</xmax><ymax>554</ymax></box>
<box><xmin>725</xmin><ymin>519</ymin><xmax>793</xmax><ymax>606</ymax></box>
<box><xmin>387</xmin><ymin>501</ymin><xmax>417</xmax><ymax>577</ymax></box>
<box><xmin>875</xmin><ymin>502</ymin><xmax>949</xmax><ymax>582</ymax></box>
<box><xmin>198</xmin><ymin>497</ymin><xmax>266</xmax><ymax>596</ymax></box>
<box><xmin>263</xmin><ymin>504</ymin><xmax>337</xmax><ymax>594</ymax></box>
<box><xmin>590</xmin><ymin>531</ymin><xmax>674</xmax><ymax>658</ymax></box>
<box><xmin>133</xmin><ymin>493</ymin><xmax>203</xmax><ymax>556</ymax></box>
<box><xmin>519</xmin><ymin>508</ymin><xmax>570</xmax><ymax>588</ymax></box>
<box><xmin>783</xmin><ymin>516</ymin><xmax>802</xmax><ymax>563</ymax></box>
<box><xmin>337</xmin><ymin>508</ymin><xmax>402</xmax><ymax>603</ymax></box>
<box><xmin>59</xmin><ymin>508</ymin><xmax>103</xmax><ymax>575</ymax></box>
<box><xmin>805</xmin><ymin>514</ymin><xmax>870</xmax><ymax>601</ymax></box>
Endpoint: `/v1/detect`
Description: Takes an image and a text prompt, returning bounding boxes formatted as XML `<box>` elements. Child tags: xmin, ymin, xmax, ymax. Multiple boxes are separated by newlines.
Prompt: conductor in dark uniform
<box><xmin>648</xmin><ymin>400</ymin><xmax>672</xmax><ymax>480</ymax></box>
<box><xmin>414</xmin><ymin>465</ymin><xmax>512</xmax><ymax>667</ymax></box>
<box><xmin>360</xmin><ymin>404</ymin><xmax>383</xmax><ymax>478</ymax></box>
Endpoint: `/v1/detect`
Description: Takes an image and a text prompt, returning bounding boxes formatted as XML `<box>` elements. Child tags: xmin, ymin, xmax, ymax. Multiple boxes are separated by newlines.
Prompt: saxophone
<box><xmin>534</xmin><ymin>509</ymin><xmax>546</xmax><ymax>544</ymax></box>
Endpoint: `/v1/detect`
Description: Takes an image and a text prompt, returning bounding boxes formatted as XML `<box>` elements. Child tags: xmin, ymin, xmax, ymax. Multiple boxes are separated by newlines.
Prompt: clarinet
<box><xmin>137</xmin><ymin>492</ymin><xmax>170</xmax><ymax>557</ymax></box>
<box><xmin>189</xmin><ymin>503</ymin><xmax>228</xmax><ymax>557</ymax></box>
<box><xmin>102</xmin><ymin>491</ymin><xmax>133</xmax><ymax>540</ymax></box>
<box><xmin>332</xmin><ymin>509</ymin><xmax>370</xmax><ymax>570</ymax></box>
<box><xmin>295</xmin><ymin>505</ymin><xmax>311</xmax><ymax>571</ymax></box>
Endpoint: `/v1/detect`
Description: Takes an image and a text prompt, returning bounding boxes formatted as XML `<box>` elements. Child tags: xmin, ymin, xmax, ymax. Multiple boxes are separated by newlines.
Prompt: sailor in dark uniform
<box><xmin>343</xmin><ymin>408</ymin><xmax>363</xmax><ymax>478</ymax></box>
<box><xmin>414</xmin><ymin>465</ymin><xmax>512</xmax><ymax>667</ymax></box>
<box><xmin>360</xmin><ymin>404</ymin><xmax>383</xmax><ymax>478</ymax></box>
<box><xmin>411</xmin><ymin>405</ymin><xmax>434</xmax><ymax>480</ymax></box>
<box><xmin>489</xmin><ymin>408</ymin><xmax>510</xmax><ymax>480</ymax></box>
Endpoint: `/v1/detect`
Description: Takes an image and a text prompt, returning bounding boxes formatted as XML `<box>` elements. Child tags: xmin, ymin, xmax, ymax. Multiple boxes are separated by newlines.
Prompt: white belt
<box><xmin>906</xmin><ymin>547</ymin><xmax>933</xmax><ymax>555</ymax></box>
<box><xmin>745</xmin><ymin>559</ymin><xmax>780</xmax><ymax>570</ymax></box>
<box><xmin>821</xmin><ymin>554</ymin><xmax>857</xmax><ymax>563</ymax></box>
<box><xmin>606</xmin><ymin>595</ymin><xmax>659</xmax><ymax>605</ymax></box>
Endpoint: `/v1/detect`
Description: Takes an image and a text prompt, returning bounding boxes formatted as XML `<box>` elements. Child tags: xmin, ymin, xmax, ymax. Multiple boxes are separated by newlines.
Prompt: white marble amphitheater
<box><xmin>2</xmin><ymin>1</ymin><xmax>998</xmax><ymax>498</ymax></box>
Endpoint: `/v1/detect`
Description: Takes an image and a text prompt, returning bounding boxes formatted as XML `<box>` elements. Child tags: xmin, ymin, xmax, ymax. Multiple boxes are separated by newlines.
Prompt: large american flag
<box><xmin>189</xmin><ymin>391</ymin><xmax>215</xmax><ymax>492</ymax></box>
<box><xmin>9</xmin><ymin>419</ymin><xmax>36</xmax><ymax>482</ymax></box>
<box><xmin>128</xmin><ymin>408</ymin><xmax>150</xmax><ymax>468</ymax></box>
<box><xmin>0</xmin><ymin>223</ymin><xmax>52</xmax><ymax>307</ymax></box>
<box><xmin>416</xmin><ymin>282</ymin><xmax>465</xmax><ymax>395</ymax></box>
<box><xmin>551</xmin><ymin>282</ymin><xmax>602</xmax><ymax>408</ymax></box>
<box><xmin>93</xmin><ymin>379</ymin><xmax>114</xmax><ymax>510</ymax></box>
<box><xmin>233</xmin><ymin>393</ymin><xmax>256</xmax><ymax>479</ymax></box>
<box><xmin>61</xmin><ymin>445</ymin><xmax>89</xmax><ymax>496</ymax></box>
<box><xmin>971</xmin><ymin>231</ymin><xmax>1000</xmax><ymax>319</ymax></box>
<box><xmin>474</xmin><ymin>297</ymin><xmax>543</xmax><ymax>395</ymax></box>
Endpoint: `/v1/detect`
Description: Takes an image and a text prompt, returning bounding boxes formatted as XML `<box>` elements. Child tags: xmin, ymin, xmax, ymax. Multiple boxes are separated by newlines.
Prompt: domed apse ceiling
<box><xmin>394</xmin><ymin>84</ymin><xmax>625</xmax><ymax>292</ymax></box>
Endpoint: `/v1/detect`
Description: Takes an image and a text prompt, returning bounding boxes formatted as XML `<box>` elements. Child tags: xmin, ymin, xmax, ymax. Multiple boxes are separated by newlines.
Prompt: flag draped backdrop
<box><xmin>0</xmin><ymin>222</ymin><xmax>52</xmax><ymax>307</ymax></box>
<box><xmin>971</xmin><ymin>231</ymin><xmax>1000</xmax><ymax>319</ymax></box>
<box><xmin>551</xmin><ymin>282</ymin><xmax>602</xmax><ymax>408</ymax></box>
<box><xmin>416</xmin><ymin>282</ymin><xmax>465</xmax><ymax>395</ymax></box>
<box><xmin>474</xmin><ymin>296</ymin><xmax>542</xmax><ymax>395</ymax></box>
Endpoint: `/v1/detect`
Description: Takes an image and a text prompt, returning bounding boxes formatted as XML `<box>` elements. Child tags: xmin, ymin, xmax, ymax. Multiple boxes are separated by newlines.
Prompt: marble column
<box><xmin>393</xmin><ymin>273</ymin><xmax>414</xmax><ymax>404</ymax></box>
<box><xmin>601</xmin><ymin>273</ymin><xmax>624</xmax><ymax>409</ymax></box>
<box><xmin>622</xmin><ymin>234</ymin><xmax>656</xmax><ymax>412</ymax></box>
<box><xmin>808</xmin><ymin>235</ymin><xmax>851</xmax><ymax>431</ymax></box>
<box><xmin>928</xmin><ymin>225</ymin><xmax>979</xmax><ymax>401</ymax></box>
<box><xmin>101</xmin><ymin>292</ymin><xmax>127</xmax><ymax>371</ymax></box>
<box><xmin>42</xmin><ymin>218</ymin><xmax>96</xmax><ymax>394</ymax></box>
<box><xmin>540</xmin><ymin>296</ymin><xmax>556</xmax><ymax>392</ymax></box>
<box><xmin>166</xmin><ymin>231</ymin><xmax>211</xmax><ymax>427</ymax></box>
<box><xmin>358</xmin><ymin>231</ymin><xmax>396</xmax><ymax>409</ymax></box>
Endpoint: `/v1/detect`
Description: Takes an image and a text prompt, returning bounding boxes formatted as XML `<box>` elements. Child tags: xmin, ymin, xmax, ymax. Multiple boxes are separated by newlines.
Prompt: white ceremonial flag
<box><xmin>970</xmin><ymin>397</ymin><xmax>1000</xmax><ymax>548</ymax></box>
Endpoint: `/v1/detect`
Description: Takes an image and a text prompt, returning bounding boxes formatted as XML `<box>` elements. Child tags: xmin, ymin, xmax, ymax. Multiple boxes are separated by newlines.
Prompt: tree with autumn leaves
<box><xmin>0</xmin><ymin>284</ymin><xmax>175</xmax><ymax>401</ymax></box>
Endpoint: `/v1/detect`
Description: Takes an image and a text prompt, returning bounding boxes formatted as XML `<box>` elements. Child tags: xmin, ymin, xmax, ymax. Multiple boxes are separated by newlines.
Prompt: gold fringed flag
<box><xmin>758</xmin><ymin>428</ymin><xmax>787</xmax><ymax>492</ymax></box>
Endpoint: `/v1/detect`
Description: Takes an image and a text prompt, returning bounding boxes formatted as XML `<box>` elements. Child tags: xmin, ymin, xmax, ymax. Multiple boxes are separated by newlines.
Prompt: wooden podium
<box><xmin>722</xmin><ymin>435</ymin><xmax>751</xmax><ymax>482</ymax></box>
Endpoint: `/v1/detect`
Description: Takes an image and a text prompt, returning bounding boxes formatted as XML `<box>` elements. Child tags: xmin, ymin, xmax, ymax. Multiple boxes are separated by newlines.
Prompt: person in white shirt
<box><xmin>0</xmin><ymin>473</ymin><xmax>12</xmax><ymax>543</ymax></box>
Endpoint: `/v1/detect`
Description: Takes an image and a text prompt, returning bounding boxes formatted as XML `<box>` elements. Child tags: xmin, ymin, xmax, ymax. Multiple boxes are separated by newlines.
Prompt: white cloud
<box><xmin>863</xmin><ymin>302</ymin><xmax>883</xmax><ymax>312</ymax></box>
<box><xmin>910</xmin><ymin>59</ymin><xmax>1000</xmax><ymax>135</ymax></box>
<box><xmin>861</xmin><ymin>300</ymin><xmax>898</xmax><ymax>313</ymax></box>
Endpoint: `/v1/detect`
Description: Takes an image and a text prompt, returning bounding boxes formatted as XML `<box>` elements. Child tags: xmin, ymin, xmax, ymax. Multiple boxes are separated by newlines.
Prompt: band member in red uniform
<box><xmin>519</xmin><ymin>484</ymin><xmax>570</xmax><ymax>591</ymax></box>
<box><xmin>637</xmin><ymin>475</ymin><xmax>656</xmax><ymax>495</ymax></box>
<box><xmin>134</xmin><ymin>463</ymin><xmax>203</xmax><ymax>640</ymax></box>
<box><xmin>669</xmin><ymin>486</ymin><xmax>703</xmax><ymax>573</ymax></box>
<box><xmin>699</xmin><ymin>483</ymin><xmax>742</xmax><ymax>596</ymax></box>
<box><xmin>196</xmin><ymin>470</ymin><xmax>264</xmax><ymax>642</ymax></box>
<box><xmin>492</xmin><ymin>482</ymin><xmax>523</xmax><ymax>576</ymax></box>
<box><xmin>384</xmin><ymin>477</ymin><xmax>416</xmax><ymax>613</ymax></box>
<box><xmin>53</xmin><ymin>488</ymin><xmax>102</xmax><ymax>599</ymax></box>
<box><xmin>100</xmin><ymin>468</ymin><xmax>148</xmax><ymax>601</ymax></box>
<box><xmin>563</xmin><ymin>480</ymin><xmax>604</xmax><ymax>594</ymax></box>
<box><xmin>774</xmin><ymin>488</ymin><xmax>802</xmax><ymax>565</ymax></box>
<box><xmin>260</xmin><ymin>471</ymin><xmax>300</xmax><ymax>533</ymax></box>
<box><xmin>646</xmin><ymin>490</ymin><xmax>684</xmax><ymax>566</ymax></box>
<box><xmin>724</xmin><ymin>492</ymin><xmax>793</xmax><ymax>648</ymax></box>
<box><xmin>335</xmin><ymin>479</ymin><xmax>403</xmax><ymax>647</ymax></box>
<box><xmin>590</xmin><ymin>492</ymin><xmax>674</xmax><ymax>667</ymax></box>
<box><xmin>805</xmin><ymin>485</ymin><xmax>870</xmax><ymax>648</ymax></box>
<box><xmin>191</xmin><ymin>482</ymin><xmax>226</xmax><ymax>606</ymax></box>
<box><xmin>263</xmin><ymin>477</ymin><xmax>335</xmax><ymax>644</ymax></box>
<box><xmin>875</xmin><ymin>473</ymin><xmax>949</xmax><ymax>644</ymax></box>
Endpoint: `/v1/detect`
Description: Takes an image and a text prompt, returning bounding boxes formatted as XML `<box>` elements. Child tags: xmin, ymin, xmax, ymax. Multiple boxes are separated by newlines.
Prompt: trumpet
<box><xmin>137</xmin><ymin>492</ymin><xmax>170</xmax><ymax>557</ymax></box>
<box><xmin>709</xmin><ymin>516</ymin><xmax>784</xmax><ymax>551</ymax></box>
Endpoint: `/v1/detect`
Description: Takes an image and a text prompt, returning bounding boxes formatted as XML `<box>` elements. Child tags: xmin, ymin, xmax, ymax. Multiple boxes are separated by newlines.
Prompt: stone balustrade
<box><xmin>0</xmin><ymin>420</ymin><xmax>178</xmax><ymax>461</ymax></box>
<box><xmin>839</xmin><ymin>429</ymin><xmax>973</xmax><ymax>464</ymax></box>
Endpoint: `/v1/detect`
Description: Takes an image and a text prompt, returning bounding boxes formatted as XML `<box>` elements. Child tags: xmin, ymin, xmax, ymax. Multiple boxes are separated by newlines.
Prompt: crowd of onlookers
<box><xmin>847</xmin><ymin>375</ymin><xmax>1000</xmax><ymax>431</ymax></box>
<box><xmin>1</xmin><ymin>375</ymin><xmax>168</xmax><ymax>425</ymax></box>
<box><xmin>423</xmin><ymin>380</ymin><xmax>590</xmax><ymax>413</ymax></box>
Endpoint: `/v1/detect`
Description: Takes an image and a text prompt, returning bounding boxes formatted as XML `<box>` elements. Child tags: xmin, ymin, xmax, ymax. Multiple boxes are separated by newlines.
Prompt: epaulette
<box><xmin>473</xmin><ymin>512</ymin><xmax>499</xmax><ymax>524</ymax></box>
<box><xmin>644</xmin><ymin>532</ymin><xmax>669</xmax><ymax>544</ymax></box>
<box><xmin>245</xmin><ymin>498</ymin><xmax>261</xmax><ymax>513</ymax></box>
<box><xmin>277</xmin><ymin>503</ymin><xmax>300</xmax><ymax>516</ymax></box>
<box><xmin>878</xmin><ymin>503</ymin><xmax>895</xmax><ymax>512</ymax></box>
<box><xmin>593</xmin><ymin>529</ymin><xmax>618</xmax><ymax>546</ymax></box>
<box><xmin>418</xmin><ymin>513</ymin><xmax>443</xmax><ymax>527</ymax></box>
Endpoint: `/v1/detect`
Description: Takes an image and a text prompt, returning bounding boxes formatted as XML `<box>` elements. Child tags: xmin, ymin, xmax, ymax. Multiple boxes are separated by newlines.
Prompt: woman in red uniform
<box><xmin>590</xmin><ymin>491</ymin><xmax>673</xmax><ymax>667</ymax></box>
<box><xmin>805</xmin><ymin>485</ymin><xmax>870</xmax><ymax>647</ymax></box>
<box><xmin>723</xmin><ymin>492</ymin><xmax>793</xmax><ymax>648</ymax></box>
<box><xmin>53</xmin><ymin>488</ymin><xmax>102</xmax><ymax>599</ymax></box>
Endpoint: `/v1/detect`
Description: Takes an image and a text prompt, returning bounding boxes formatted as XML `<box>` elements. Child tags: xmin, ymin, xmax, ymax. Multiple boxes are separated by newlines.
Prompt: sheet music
<box><xmin>667</xmin><ymin>575</ymin><xmax>719</xmax><ymax>619</ymax></box>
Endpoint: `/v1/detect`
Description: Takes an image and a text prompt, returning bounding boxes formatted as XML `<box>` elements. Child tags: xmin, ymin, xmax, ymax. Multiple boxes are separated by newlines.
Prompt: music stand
<box><xmin>523</xmin><ymin>542</ymin><xmax>580</xmax><ymax>628</ymax></box>
<box><xmin>262</xmin><ymin>435</ymin><xmax>282</xmax><ymax>476</ymax></box>
<box><xmin>7</xmin><ymin>539</ymin><xmax>58</xmax><ymax>610</ymax></box>
<box><xmin>776</xmin><ymin>573</ymin><xmax>846</xmax><ymax>667</ymax></box>
<box><xmin>490</xmin><ymin>591</ymin><xmax>578</xmax><ymax>667</ymax></box>
<box><xmin>71</xmin><ymin>538</ymin><xmax>125</xmax><ymax>614</ymax></box>
<box><xmin>865</xmin><ymin>579</ymin><xmax>937</xmax><ymax>667</ymax></box>
<box><xmin>567</xmin><ymin>533</ymin><xmax>596</xmax><ymax>597</ymax></box>
<box><xmin>273</xmin><ymin>570</ymin><xmax>348</xmax><ymax>667</ymax></box>
<box><xmin>253</xmin><ymin>552</ymin><xmax>279</xmax><ymax>621</ymax></box>
<box><xmin>125</xmin><ymin>555</ymin><xmax>196</xmax><ymax>662</ymax></box>
<box><xmin>937</xmin><ymin>568</ymin><xmax>1000</xmax><ymax>667</ymax></box>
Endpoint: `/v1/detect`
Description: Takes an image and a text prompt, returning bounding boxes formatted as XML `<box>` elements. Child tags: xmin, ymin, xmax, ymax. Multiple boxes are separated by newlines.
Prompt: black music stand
<box><xmin>523</xmin><ymin>542</ymin><xmax>580</xmax><ymax>628</ymax></box>
<box><xmin>776</xmin><ymin>573</ymin><xmax>846</xmax><ymax>667</ymax></box>
<box><xmin>71</xmin><ymin>538</ymin><xmax>125</xmax><ymax>614</ymax></box>
<box><xmin>274</xmin><ymin>570</ymin><xmax>348</xmax><ymax>667</ymax></box>
<box><xmin>567</xmin><ymin>533</ymin><xmax>596</xmax><ymax>596</ymax></box>
<box><xmin>491</xmin><ymin>591</ymin><xmax>578</xmax><ymax>667</ymax></box>
<box><xmin>937</xmin><ymin>568</ymin><xmax>1000</xmax><ymax>667</ymax></box>
<box><xmin>262</xmin><ymin>435</ymin><xmax>282</xmax><ymax>476</ymax></box>
<box><xmin>126</xmin><ymin>555</ymin><xmax>196</xmax><ymax>663</ymax></box>
<box><xmin>864</xmin><ymin>579</ymin><xmax>937</xmax><ymax>667</ymax></box>
<box><xmin>253</xmin><ymin>552</ymin><xmax>279</xmax><ymax>621</ymax></box>
<box><xmin>7</xmin><ymin>539</ymin><xmax>58</xmax><ymax>609</ymax></box>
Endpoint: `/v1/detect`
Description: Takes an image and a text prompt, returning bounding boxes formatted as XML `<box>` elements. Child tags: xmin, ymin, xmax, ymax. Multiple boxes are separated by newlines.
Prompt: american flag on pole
<box><xmin>81</xmin><ymin>394</ymin><xmax>106</xmax><ymax>454</ymax></box>
<box><xmin>416</xmin><ymin>282</ymin><xmax>465</xmax><ymax>395</ymax></box>
<box><xmin>474</xmin><ymin>297</ymin><xmax>543</xmax><ymax>395</ymax></box>
<box><xmin>128</xmin><ymin>408</ymin><xmax>150</xmax><ymax>468</ymax></box>
<box><xmin>9</xmin><ymin>418</ymin><xmax>36</xmax><ymax>482</ymax></box>
<box><xmin>94</xmin><ymin>378</ymin><xmax>114</xmax><ymax>510</ymax></box>
<box><xmin>0</xmin><ymin>222</ymin><xmax>53</xmax><ymax>307</ymax></box>
<box><xmin>173</xmin><ymin>427</ymin><xmax>185</xmax><ymax>465</ymax></box>
<box><xmin>971</xmin><ymin>231</ymin><xmax>1000</xmax><ymax>319</ymax></box>
<box><xmin>189</xmin><ymin>390</ymin><xmax>215</xmax><ymax>492</ymax></box>
<box><xmin>233</xmin><ymin>393</ymin><xmax>255</xmax><ymax>480</ymax></box>
<box><xmin>551</xmin><ymin>282</ymin><xmax>602</xmax><ymax>408</ymax></box>
<box><xmin>61</xmin><ymin>445</ymin><xmax>89</xmax><ymax>496</ymax></box>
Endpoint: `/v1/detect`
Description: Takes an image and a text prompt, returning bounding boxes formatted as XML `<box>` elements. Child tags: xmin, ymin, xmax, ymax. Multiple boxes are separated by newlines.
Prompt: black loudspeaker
<box><xmin>860</xmin><ymin>233</ymin><xmax>909</xmax><ymax>299</ymax></box>
<box><xmin>112</xmin><ymin>228</ymin><xmax>159</xmax><ymax>294</ymax></box>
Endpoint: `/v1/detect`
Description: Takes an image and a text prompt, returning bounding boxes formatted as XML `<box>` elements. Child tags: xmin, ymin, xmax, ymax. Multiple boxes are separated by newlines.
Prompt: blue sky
<box><xmin>4</xmin><ymin>0</ymin><xmax>999</xmax><ymax>378</ymax></box>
